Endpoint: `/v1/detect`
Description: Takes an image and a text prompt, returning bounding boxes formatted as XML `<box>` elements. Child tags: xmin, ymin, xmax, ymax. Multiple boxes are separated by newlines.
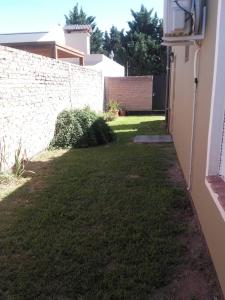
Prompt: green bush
<box><xmin>102</xmin><ymin>111</ymin><xmax>117</xmax><ymax>122</ymax></box>
<box><xmin>50</xmin><ymin>108</ymin><xmax>116</xmax><ymax>149</ymax></box>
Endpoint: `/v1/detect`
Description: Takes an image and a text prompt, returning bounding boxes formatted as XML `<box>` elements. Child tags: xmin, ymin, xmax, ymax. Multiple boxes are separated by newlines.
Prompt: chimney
<box><xmin>64</xmin><ymin>25</ymin><xmax>92</xmax><ymax>55</ymax></box>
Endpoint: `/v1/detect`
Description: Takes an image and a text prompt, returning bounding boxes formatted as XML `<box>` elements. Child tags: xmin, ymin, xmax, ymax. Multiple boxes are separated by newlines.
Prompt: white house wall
<box><xmin>63</xmin><ymin>54</ymin><xmax>124</xmax><ymax>78</ymax></box>
<box><xmin>64</xmin><ymin>32</ymin><xmax>90</xmax><ymax>55</ymax></box>
<box><xmin>85</xmin><ymin>54</ymin><xmax>125</xmax><ymax>77</ymax></box>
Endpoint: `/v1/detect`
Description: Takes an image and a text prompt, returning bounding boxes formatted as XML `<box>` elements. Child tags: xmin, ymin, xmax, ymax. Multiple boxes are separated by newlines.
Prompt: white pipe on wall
<box><xmin>187</xmin><ymin>43</ymin><xmax>201</xmax><ymax>191</ymax></box>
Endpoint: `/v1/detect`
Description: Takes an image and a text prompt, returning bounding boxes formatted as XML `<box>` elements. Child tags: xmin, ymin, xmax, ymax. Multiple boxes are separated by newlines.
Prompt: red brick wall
<box><xmin>105</xmin><ymin>76</ymin><xmax>153</xmax><ymax>111</ymax></box>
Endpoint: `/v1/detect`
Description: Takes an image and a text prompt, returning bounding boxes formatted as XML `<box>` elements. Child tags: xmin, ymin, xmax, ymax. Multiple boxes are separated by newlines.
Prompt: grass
<box><xmin>0</xmin><ymin>116</ymin><xmax>188</xmax><ymax>299</ymax></box>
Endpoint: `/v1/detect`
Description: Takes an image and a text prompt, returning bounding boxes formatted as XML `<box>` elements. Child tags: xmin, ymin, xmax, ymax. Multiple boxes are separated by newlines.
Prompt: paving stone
<box><xmin>133</xmin><ymin>135</ymin><xmax>172</xmax><ymax>144</ymax></box>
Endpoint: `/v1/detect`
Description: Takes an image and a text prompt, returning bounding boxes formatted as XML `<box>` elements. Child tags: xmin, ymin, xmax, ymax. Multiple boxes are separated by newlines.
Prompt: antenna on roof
<box><xmin>109</xmin><ymin>50</ymin><xmax>114</xmax><ymax>60</ymax></box>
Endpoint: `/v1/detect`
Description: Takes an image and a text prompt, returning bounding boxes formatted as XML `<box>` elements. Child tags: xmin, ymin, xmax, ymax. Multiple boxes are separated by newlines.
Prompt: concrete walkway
<box><xmin>133</xmin><ymin>135</ymin><xmax>172</xmax><ymax>144</ymax></box>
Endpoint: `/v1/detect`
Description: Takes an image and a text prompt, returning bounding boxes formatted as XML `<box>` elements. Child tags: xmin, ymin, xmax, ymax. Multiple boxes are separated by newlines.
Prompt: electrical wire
<box><xmin>174</xmin><ymin>0</ymin><xmax>194</xmax><ymax>34</ymax></box>
<box><xmin>174</xmin><ymin>0</ymin><xmax>193</xmax><ymax>17</ymax></box>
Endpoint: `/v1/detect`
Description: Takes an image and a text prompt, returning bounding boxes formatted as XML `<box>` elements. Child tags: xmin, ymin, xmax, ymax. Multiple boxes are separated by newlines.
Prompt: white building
<box><xmin>0</xmin><ymin>25</ymin><xmax>125</xmax><ymax>77</ymax></box>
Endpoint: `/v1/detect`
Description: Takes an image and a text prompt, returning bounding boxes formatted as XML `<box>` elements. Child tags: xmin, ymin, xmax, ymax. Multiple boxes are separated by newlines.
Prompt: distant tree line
<box><xmin>65</xmin><ymin>3</ymin><xmax>166</xmax><ymax>76</ymax></box>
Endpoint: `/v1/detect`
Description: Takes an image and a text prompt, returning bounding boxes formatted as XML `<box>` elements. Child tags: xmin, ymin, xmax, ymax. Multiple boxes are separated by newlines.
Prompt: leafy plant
<box><xmin>50</xmin><ymin>110</ymin><xmax>83</xmax><ymax>148</ymax></box>
<box><xmin>0</xmin><ymin>138</ymin><xmax>8</xmax><ymax>172</ymax></box>
<box><xmin>102</xmin><ymin>111</ymin><xmax>117</xmax><ymax>122</ymax></box>
<box><xmin>119</xmin><ymin>104</ymin><xmax>127</xmax><ymax>116</ymax></box>
<box><xmin>50</xmin><ymin>108</ymin><xmax>116</xmax><ymax>149</ymax></box>
<box><xmin>14</xmin><ymin>142</ymin><xmax>27</xmax><ymax>177</ymax></box>
<box><xmin>107</xmin><ymin>100</ymin><xmax>121</xmax><ymax>112</ymax></box>
<box><xmin>0</xmin><ymin>173</ymin><xmax>14</xmax><ymax>184</ymax></box>
<box><xmin>64</xmin><ymin>3</ymin><xmax>103</xmax><ymax>54</ymax></box>
<box><xmin>103</xmin><ymin>6</ymin><xmax>166</xmax><ymax>75</ymax></box>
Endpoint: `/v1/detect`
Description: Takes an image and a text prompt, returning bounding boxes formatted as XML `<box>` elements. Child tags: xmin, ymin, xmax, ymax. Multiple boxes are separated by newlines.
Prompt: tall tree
<box><xmin>128</xmin><ymin>6</ymin><xmax>163</xmax><ymax>41</ymax></box>
<box><xmin>103</xmin><ymin>26</ymin><xmax>126</xmax><ymax>65</ymax></box>
<box><xmin>103</xmin><ymin>5</ymin><xmax>166</xmax><ymax>76</ymax></box>
<box><xmin>65</xmin><ymin>3</ymin><xmax>103</xmax><ymax>54</ymax></box>
<box><xmin>126</xmin><ymin>5</ymin><xmax>165</xmax><ymax>75</ymax></box>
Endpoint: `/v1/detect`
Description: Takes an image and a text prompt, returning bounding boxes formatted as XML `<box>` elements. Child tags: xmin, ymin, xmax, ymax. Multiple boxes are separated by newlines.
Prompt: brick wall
<box><xmin>105</xmin><ymin>76</ymin><xmax>153</xmax><ymax>111</ymax></box>
<box><xmin>0</xmin><ymin>45</ymin><xmax>103</xmax><ymax>170</ymax></box>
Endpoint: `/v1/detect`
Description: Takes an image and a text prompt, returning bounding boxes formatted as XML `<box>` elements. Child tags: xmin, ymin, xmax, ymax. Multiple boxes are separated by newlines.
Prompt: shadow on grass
<box><xmin>110</xmin><ymin>121</ymin><xmax>165</xmax><ymax>133</ymax></box>
<box><xmin>110</xmin><ymin>119</ymin><xmax>166</xmax><ymax>144</ymax></box>
<box><xmin>0</xmin><ymin>117</ymin><xmax>185</xmax><ymax>299</ymax></box>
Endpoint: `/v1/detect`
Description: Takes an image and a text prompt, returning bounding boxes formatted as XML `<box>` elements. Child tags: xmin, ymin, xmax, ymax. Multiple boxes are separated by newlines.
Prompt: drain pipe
<box><xmin>187</xmin><ymin>43</ymin><xmax>201</xmax><ymax>191</ymax></box>
<box><xmin>165</xmin><ymin>47</ymin><xmax>171</xmax><ymax>133</ymax></box>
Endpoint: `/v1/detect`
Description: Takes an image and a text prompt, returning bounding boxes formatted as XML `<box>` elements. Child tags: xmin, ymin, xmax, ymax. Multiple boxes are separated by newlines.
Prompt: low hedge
<box><xmin>50</xmin><ymin>108</ymin><xmax>116</xmax><ymax>148</ymax></box>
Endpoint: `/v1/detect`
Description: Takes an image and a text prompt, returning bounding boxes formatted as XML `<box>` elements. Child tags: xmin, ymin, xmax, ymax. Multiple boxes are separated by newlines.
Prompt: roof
<box><xmin>64</xmin><ymin>24</ymin><xmax>92</xmax><ymax>33</ymax></box>
<box><xmin>0</xmin><ymin>32</ymin><xmax>48</xmax><ymax>43</ymax></box>
<box><xmin>0</xmin><ymin>26</ymin><xmax>65</xmax><ymax>44</ymax></box>
<box><xmin>1</xmin><ymin>41</ymin><xmax>85</xmax><ymax>64</ymax></box>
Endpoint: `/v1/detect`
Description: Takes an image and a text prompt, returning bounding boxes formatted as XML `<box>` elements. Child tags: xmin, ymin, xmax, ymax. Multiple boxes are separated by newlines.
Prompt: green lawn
<box><xmin>0</xmin><ymin>116</ymin><xmax>188</xmax><ymax>299</ymax></box>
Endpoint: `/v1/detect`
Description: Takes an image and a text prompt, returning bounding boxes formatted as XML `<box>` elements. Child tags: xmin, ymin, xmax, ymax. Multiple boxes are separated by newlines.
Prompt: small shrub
<box><xmin>0</xmin><ymin>173</ymin><xmax>14</xmax><ymax>184</ymax></box>
<box><xmin>0</xmin><ymin>138</ymin><xmax>8</xmax><ymax>172</ymax></box>
<box><xmin>13</xmin><ymin>142</ymin><xmax>27</xmax><ymax>177</ymax></box>
<box><xmin>50</xmin><ymin>108</ymin><xmax>116</xmax><ymax>149</ymax></box>
<box><xmin>107</xmin><ymin>100</ymin><xmax>121</xmax><ymax>112</ymax></box>
<box><xmin>50</xmin><ymin>110</ymin><xmax>83</xmax><ymax>148</ymax></box>
<box><xmin>102</xmin><ymin>111</ymin><xmax>116</xmax><ymax>122</ymax></box>
<box><xmin>106</xmin><ymin>100</ymin><xmax>121</xmax><ymax>120</ymax></box>
<box><xmin>92</xmin><ymin>117</ymin><xmax>115</xmax><ymax>145</ymax></box>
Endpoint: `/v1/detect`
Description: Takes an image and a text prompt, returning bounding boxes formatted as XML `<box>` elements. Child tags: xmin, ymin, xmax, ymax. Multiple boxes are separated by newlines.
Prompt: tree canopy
<box><xmin>104</xmin><ymin>5</ymin><xmax>166</xmax><ymax>75</ymax></box>
<box><xmin>65</xmin><ymin>3</ymin><xmax>166</xmax><ymax>75</ymax></box>
<box><xmin>65</xmin><ymin>3</ymin><xmax>103</xmax><ymax>54</ymax></box>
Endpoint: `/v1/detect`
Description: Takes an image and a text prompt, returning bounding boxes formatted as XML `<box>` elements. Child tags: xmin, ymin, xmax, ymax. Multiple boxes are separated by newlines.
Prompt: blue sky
<box><xmin>0</xmin><ymin>0</ymin><xmax>163</xmax><ymax>33</ymax></box>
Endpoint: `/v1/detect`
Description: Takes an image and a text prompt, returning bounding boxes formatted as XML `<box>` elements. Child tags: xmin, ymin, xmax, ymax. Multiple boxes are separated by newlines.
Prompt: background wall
<box><xmin>0</xmin><ymin>45</ymin><xmax>103</xmax><ymax>170</ymax></box>
<box><xmin>105</xmin><ymin>76</ymin><xmax>153</xmax><ymax>111</ymax></box>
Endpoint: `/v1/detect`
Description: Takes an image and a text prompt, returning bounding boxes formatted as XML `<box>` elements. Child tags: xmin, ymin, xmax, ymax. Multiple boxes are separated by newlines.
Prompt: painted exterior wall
<box><xmin>63</xmin><ymin>54</ymin><xmax>125</xmax><ymax>78</ymax></box>
<box><xmin>0</xmin><ymin>45</ymin><xmax>103</xmax><ymax>171</ymax></box>
<box><xmin>84</xmin><ymin>54</ymin><xmax>125</xmax><ymax>77</ymax></box>
<box><xmin>64</xmin><ymin>31</ymin><xmax>90</xmax><ymax>55</ymax></box>
<box><xmin>170</xmin><ymin>45</ymin><xmax>196</xmax><ymax>180</ymax></box>
<box><xmin>169</xmin><ymin>0</ymin><xmax>225</xmax><ymax>295</ymax></box>
<box><xmin>105</xmin><ymin>76</ymin><xmax>153</xmax><ymax>111</ymax></box>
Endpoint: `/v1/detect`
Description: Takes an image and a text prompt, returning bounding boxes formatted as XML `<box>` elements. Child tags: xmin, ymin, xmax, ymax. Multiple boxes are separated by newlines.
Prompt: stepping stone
<box><xmin>133</xmin><ymin>135</ymin><xmax>172</xmax><ymax>144</ymax></box>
